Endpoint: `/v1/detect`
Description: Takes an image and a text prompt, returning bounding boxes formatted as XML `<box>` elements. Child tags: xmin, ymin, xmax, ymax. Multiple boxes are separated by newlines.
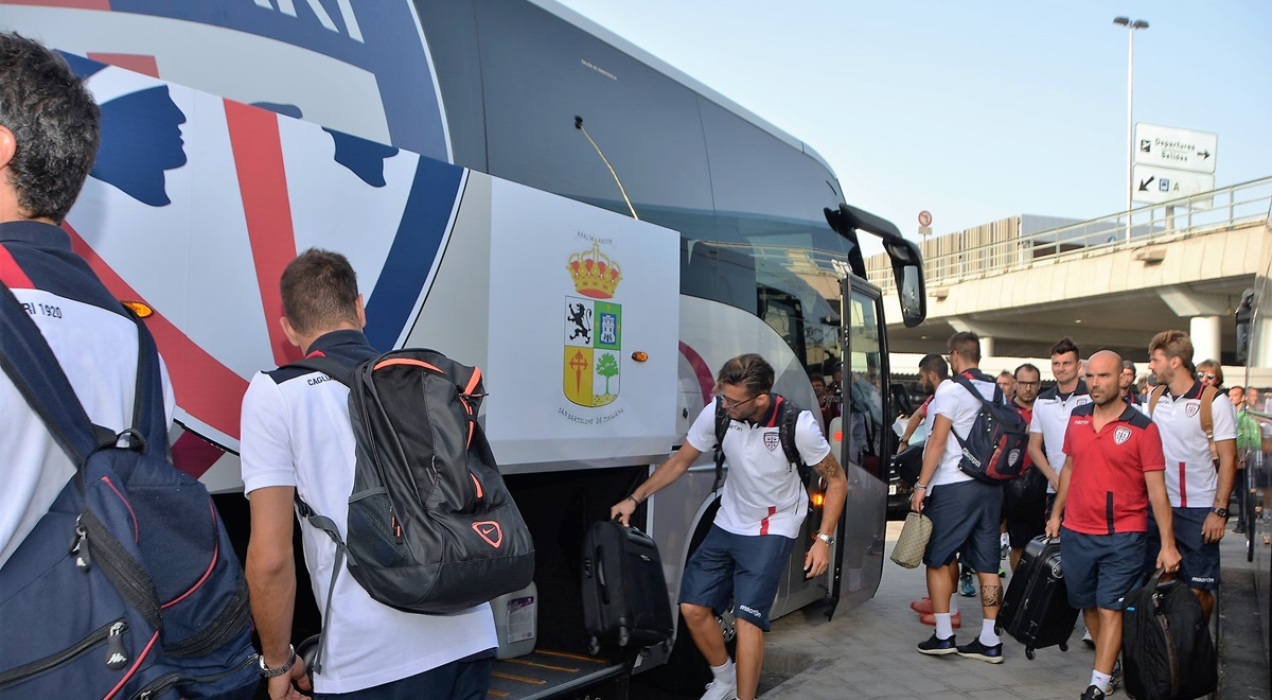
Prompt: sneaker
<box><xmin>956</xmin><ymin>637</ymin><xmax>1004</xmax><ymax>664</ymax></box>
<box><xmin>1110</xmin><ymin>660</ymin><xmax>1123</xmax><ymax>693</ymax></box>
<box><xmin>919</xmin><ymin>611</ymin><xmax>962</xmax><ymax>628</ymax></box>
<box><xmin>916</xmin><ymin>633</ymin><xmax>958</xmax><ymax>656</ymax></box>
<box><xmin>1082</xmin><ymin>627</ymin><xmax>1095</xmax><ymax>650</ymax></box>
<box><xmin>699</xmin><ymin>678</ymin><xmax>737</xmax><ymax>700</ymax></box>
<box><xmin>1080</xmin><ymin>684</ymin><xmax>1106</xmax><ymax>700</ymax></box>
<box><xmin>911</xmin><ymin>597</ymin><xmax>934</xmax><ymax>614</ymax></box>
<box><xmin>959</xmin><ymin>571</ymin><xmax>977</xmax><ymax>597</ymax></box>
<box><xmin>1234</xmin><ymin>521</ymin><xmax>1247</xmax><ymax>534</ymax></box>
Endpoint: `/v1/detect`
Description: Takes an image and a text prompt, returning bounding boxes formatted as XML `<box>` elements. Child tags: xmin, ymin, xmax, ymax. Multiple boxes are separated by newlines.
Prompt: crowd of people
<box><xmin>898</xmin><ymin>330</ymin><xmax>1248</xmax><ymax>700</ymax></box>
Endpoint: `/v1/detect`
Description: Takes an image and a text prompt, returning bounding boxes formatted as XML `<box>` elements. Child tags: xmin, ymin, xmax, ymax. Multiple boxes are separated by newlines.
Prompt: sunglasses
<box><xmin>1197</xmin><ymin>372</ymin><xmax>1216</xmax><ymax>380</ymax></box>
<box><xmin>718</xmin><ymin>394</ymin><xmax>758</xmax><ymax>409</ymax></box>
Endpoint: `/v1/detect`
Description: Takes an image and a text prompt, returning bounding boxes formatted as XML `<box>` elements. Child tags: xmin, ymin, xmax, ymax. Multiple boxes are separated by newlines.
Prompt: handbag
<box><xmin>890</xmin><ymin>511</ymin><xmax>933</xmax><ymax>569</ymax></box>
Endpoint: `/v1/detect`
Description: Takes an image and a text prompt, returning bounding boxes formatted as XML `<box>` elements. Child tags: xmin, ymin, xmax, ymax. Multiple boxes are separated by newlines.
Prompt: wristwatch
<box><xmin>1211</xmin><ymin>507</ymin><xmax>1228</xmax><ymax>518</ymax></box>
<box><xmin>260</xmin><ymin>645</ymin><xmax>296</xmax><ymax>679</ymax></box>
<box><xmin>815</xmin><ymin>533</ymin><xmax>835</xmax><ymax>546</ymax></box>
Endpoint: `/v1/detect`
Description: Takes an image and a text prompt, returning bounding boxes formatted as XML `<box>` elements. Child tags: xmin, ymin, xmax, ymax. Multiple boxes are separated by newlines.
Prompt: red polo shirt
<box><xmin>1061</xmin><ymin>402</ymin><xmax>1165</xmax><ymax>535</ymax></box>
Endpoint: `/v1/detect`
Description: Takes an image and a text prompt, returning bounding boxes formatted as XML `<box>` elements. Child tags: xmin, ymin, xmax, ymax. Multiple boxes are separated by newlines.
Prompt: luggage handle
<box><xmin>594</xmin><ymin>545</ymin><xmax>609</xmax><ymax>605</ymax></box>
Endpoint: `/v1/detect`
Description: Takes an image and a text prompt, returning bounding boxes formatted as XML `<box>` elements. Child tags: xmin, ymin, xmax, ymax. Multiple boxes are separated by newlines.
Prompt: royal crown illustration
<box><xmin>567</xmin><ymin>241</ymin><xmax>622</xmax><ymax>299</ymax></box>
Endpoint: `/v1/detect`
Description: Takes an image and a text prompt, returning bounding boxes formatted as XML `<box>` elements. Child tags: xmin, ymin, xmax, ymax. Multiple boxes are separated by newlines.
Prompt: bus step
<box><xmin>488</xmin><ymin>649</ymin><xmax>626</xmax><ymax>699</ymax></box>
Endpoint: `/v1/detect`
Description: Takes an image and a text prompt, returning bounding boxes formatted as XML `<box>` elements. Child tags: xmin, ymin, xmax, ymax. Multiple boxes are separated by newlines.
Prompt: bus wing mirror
<box><xmin>1235</xmin><ymin>288</ymin><xmax>1254</xmax><ymax>366</ymax></box>
<box><xmin>882</xmin><ymin>238</ymin><xmax>926</xmax><ymax>328</ymax></box>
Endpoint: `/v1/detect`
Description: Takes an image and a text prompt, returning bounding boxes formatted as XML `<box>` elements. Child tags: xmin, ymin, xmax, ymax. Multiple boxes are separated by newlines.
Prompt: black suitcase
<box><xmin>581</xmin><ymin>520</ymin><xmax>675</xmax><ymax>655</ymax></box>
<box><xmin>996</xmin><ymin>535</ymin><xmax>1079</xmax><ymax>659</ymax></box>
<box><xmin>1122</xmin><ymin>571</ymin><xmax>1217</xmax><ymax>700</ymax></box>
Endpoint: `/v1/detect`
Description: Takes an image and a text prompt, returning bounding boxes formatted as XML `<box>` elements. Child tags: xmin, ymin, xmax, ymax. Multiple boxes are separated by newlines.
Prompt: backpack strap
<box><xmin>1147</xmin><ymin>385</ymin><xmax>1167</xmax><ymax>415</ymax></box>
<box><xmin>775</xmin><ymin>397</ymin><xmax>811</xmax><ymax>482</ymax></box>
<box><xmin>1199</xmin><ymin>385</ymin><xmax>1218</xmax><ymax>463</ymax></box>
<box><xmin>712</xmin><ymin>396</ymin><xmax>728</xmax><ymax>494</ymax></box>
<box><xmin>0</xmin><ymin>282</ymin><xmax>121</xmax><ymax>466</ymax></box>
<box><xmin>280</xmin><ymin>355</ymin><xmax>357</xmax><ymax>676</ymax></box>
<box><xmin>291</xmin><ymin>496</ymin><xmax>345</xmax><ymax>676</ymax></box>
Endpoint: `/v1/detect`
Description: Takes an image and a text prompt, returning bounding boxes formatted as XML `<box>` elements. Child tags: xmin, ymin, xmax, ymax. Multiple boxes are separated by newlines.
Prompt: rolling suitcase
<box><xmin>581</xmin><ymin>520</ymin><xmax>674</xmax><ymax>655</ymax></box>
<box><xmin>996</xmin><ymin>535</ymin><xmax>1079</xmax><ymax>659</ymax></box>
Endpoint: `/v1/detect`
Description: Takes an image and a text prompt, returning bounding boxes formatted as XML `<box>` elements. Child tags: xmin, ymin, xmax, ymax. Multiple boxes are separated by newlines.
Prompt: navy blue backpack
<box><xmin>0</xmin><ymin>283</ymin><xmax>259</xmax><ymax>699</ymax></box>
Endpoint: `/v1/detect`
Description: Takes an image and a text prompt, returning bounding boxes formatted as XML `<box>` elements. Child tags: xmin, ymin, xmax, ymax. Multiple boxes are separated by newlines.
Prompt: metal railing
<box><xmin>866</xmin><ymin>175</ymin><xmax>1272</xmax><ymax>292</ymax></box>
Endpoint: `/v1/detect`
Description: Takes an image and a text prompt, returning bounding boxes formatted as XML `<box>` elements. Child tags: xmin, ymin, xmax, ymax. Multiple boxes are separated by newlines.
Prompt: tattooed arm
<box><xmin>805</xmin><ymin>451</ymin><xmax>848</xmax><ymax>578</ymax></box>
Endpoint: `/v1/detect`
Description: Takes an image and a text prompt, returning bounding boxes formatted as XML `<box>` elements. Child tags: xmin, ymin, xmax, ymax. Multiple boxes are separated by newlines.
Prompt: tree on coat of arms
<box><xmin>596</xmin><ymin>352</ymin><xmax>620</xmax><ymax>402</ymax></box>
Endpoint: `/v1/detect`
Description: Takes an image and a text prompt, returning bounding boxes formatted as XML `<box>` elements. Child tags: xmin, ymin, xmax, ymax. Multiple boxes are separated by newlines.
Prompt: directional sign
<box><xmin>1132</xmin><ymin>164</ymin><xmax>1215</xmax><ymax>208</ymax></box>
<box><xmin>1135</xmin><ymin>123</ymin><xmax>1217</xmax><ymax>174</ymax></box>
<box><xmin>918</xmin><ymin>210</ymin><xmax>932</xmax><ymax>227</ymax></box>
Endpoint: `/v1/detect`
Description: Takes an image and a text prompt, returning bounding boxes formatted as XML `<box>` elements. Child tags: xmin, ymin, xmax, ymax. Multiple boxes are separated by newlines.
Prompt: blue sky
<box><xmin>555</xmin><ymin>1</ymin><xmax>1272</xmax><ymax>247</ymax></box>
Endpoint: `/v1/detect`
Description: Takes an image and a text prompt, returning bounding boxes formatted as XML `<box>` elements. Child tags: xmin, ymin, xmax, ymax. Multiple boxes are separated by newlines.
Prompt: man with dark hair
<box><xmin>1145</xmin><ymin>330</ymin><xmax>1238</xmax><ymax>622</ymax></box>
<box><xmin>1120</xmin><ymin>361</ymin><xmax>1141</xmax><ymax>406</ymax></box>
<box><xmin>1231</xmin><ymin>385</ymin><xmax>1258</xmax><ymax>535</ymax></box>
<box><xmin>898</xmin><ymin>353</ymin><xmax>949</xmax><ymax>450</ymax></box>
<box><xmin>1046</xmin><ymin>350</ymin><xmax>1180</xmax><ymax>700</ymax></box>
<box><xmin>1003</xmin><ymin>363</ymin><xmax>1044</xmax><ymax>572</ymax></box>
<box><xmin>612</xmin><ymin>353</ymin><xmax>846</xmax><ymax>700</ymax></box>
<box><xmin>241</xmin><ymin>248</ymin><xmax>496</xmax><ymax>699</ymax></box>
<box><xmin>1</xmin><ymin>34</ymin><xmax>176</xmax><ymax>572</ymax></box>
<box><xmin>909</xmin><ymin>332</ymin><xmax>1006</xmax><ymax>663</ymax></box>
<box><xmin>1029</xmin><ymin>337</ymin><xmax>1089</xmax><ymax>511</ymax></box>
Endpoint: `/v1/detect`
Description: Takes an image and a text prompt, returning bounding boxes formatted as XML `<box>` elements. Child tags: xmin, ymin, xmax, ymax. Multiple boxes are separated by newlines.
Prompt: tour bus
<box><xmin>5</xmin><ymin>2</ymin><xmax>926</xmax><ymax>696</ymax></box>
<box><xmin>1234</xmin><ymin>214</ymin><xmax>1271</xmax><ymax>693</ymax></box>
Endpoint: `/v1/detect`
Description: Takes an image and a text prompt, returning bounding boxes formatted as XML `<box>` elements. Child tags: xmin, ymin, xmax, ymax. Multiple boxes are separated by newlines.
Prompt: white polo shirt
<box><xmin>1030</xmin><ymin>380</ymin><xmax>1092</xmax><ymax>493</ymax></box>
<box><xmin>1</xmin><ymin>222</ymin><xmax>174</xmax><ymax>569</ymax></box>
<box><xmin>240</xmin><ymin>331</ymin><xmax>496</xmax><ymax>695</ymax></box>
<box><xmin>686</xmin><ymin>397</ymin><xmax>830</xmax><ymax>539</ymax></box>
<box><xmin>1147</xmin><ymin>381</ymin><xmax>1238</xmax><ymax>509</ymax></box>
<box><xmin>928</xmin><ymin>371</ymin><xmax>997</xmax><ymax>488</ymax></box>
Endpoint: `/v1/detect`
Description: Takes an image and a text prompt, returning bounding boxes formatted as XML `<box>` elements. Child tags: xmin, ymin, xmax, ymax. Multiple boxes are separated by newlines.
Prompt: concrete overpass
<box><xmin>867</xmin><ymin>176</ymin><xmax>1272</xmax><ymax>368</ymax></box>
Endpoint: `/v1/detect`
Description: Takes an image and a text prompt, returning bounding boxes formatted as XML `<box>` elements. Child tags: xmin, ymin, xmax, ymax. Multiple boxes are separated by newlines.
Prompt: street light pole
<box><xmin>1114</xmin><ymin>16</ymin><xmax>1148</xmax><ymax>241</ymax></box>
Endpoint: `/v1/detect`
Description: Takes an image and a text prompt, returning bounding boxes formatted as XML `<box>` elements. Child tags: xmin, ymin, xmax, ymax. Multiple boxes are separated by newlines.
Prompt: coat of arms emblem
<box><xmin>563</xmin><ymin>242</ymin><xmax>623</xmax><ymax>407</ymax></box>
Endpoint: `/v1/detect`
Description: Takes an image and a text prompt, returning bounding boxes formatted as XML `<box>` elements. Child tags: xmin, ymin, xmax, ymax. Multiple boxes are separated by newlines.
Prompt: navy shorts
<box><xmin>922</xmin><ymin>479</ymin><xmax>1003</xmax><ymax>572</ymax></box>
<box><xmin>1003</xmin><ymin>492</ymin><xmax>1047</xmax><ymax>550</ymax></box>
<box><xmin>314</xmin><ymin>651</ymin><xmax>494</xmax><ymax>699</ymax></box>
<box><xmin>1060</xmin><ymin>528</ymin><xmax>1146</xmax><ymax>610</ymax></box>
<box><xmin>1146</xmin><ymin>507</ymin><xmax>1221</xmax><ymax>590</ymax></box>
<box><xmin>679</xmin><ymin>525</ymin><xmax>796</xmax><ymax>631</ymax></box>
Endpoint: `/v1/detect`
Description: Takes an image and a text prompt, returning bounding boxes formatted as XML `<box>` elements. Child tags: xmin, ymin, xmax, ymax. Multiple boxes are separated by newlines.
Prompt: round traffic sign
<box><xmin>918</xmin><ymin>210</ymin><xmax>933</xmax><ymax>227</ymax></box>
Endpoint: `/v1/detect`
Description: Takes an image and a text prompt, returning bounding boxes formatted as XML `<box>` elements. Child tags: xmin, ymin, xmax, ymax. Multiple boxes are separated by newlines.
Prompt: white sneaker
<box><xmin>700</xmin><ymin>678</ymin><xmax>738</xmax><ymax>700</ymax></box>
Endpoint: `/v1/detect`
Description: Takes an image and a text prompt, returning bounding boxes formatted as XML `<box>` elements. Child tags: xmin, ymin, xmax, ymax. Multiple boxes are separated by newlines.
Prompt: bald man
<box><xmin>1046</xmin><ymin>351</ymin><xmax>1180</xmax><ymax>700</ymax></box>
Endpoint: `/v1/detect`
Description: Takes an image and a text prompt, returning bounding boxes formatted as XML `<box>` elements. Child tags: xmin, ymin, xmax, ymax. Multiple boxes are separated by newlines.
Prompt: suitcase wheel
<box><xmin>1025</xmin><ymin>648</ymin><xmax>1035</xmax><ymax>661</ymax></box>
<box><xmin>618</xmin><ymin>626</ymin><xmax>630</xmax><ymax>647</ymax></box>
<box><xmin>1059</xmin><ymin>641</ymin><xmax>1068</xmax><ymax>652</ymax></box>
<box><xmin>587</xmin><ymin>636</ymin><xmax>600</xmax><ymax>656</ymax></box>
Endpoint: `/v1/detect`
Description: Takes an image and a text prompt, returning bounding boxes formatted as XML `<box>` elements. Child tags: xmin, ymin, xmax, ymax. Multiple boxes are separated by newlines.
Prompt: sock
<box><xmin>979</xmin><ymin>619</ymin><xmax>1000</xmax><ymax>646</ymax></box>
<box><xmin>948</xmin><ymin>594</ymin><xmax>959</xmax><ymax>616</ymax></box>
<box><xmin>1090</xmin><ymin>669</ymin><xmax>1112</xmax><ymax>692</ymax></box>
<box><xmin>934</xmin><ymin>613</ymin><xmax>954</xmax><ymax>640</ymax></box>
<box><xmin>711</xmin><ymin>658</ymin><xmax>735</xmax><ymax>684</ymax></box>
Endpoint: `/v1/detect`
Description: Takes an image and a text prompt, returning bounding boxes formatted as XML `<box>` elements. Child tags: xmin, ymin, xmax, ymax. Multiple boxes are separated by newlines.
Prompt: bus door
<box><xmin>828</xmin><ymin>275</ymin><xmax>892</xmax><ymax>615</ymax></box>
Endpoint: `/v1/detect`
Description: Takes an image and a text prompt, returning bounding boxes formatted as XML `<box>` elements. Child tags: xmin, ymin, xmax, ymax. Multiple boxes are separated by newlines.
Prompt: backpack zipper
<box><xmin>130</xmin><ymin>652</ymin><xmax>259</xmax><ymax>700</ymax></box>
<box><xmin>164</xmin><ymin>579</ymin><xmax>251</xmax><ymax>658</ymax></box>
<box><xmin>0</xmin><ymin>619</ymin><xmax>125</xmax><ymax>688</ymax></box>
<box><xmin>1155</xmin><ymin>594</ymin><xmax>1181</xmax><ymax>695</ymax></box>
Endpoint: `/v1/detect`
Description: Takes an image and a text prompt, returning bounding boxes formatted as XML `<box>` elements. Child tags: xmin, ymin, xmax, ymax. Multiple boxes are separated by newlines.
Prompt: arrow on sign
<box><xmin>1138</xmin><ymin>176</ymin><xmax>1156</xmax><ymax>192</ymax></box>
<box><xmin>1197</xmin><ymin>150</ymin><xmax>1211</xmax><ymax>159</ymax></box>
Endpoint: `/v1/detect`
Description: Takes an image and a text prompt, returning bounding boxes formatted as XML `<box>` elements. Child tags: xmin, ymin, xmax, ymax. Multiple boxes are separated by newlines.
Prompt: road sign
<box><xmin>918</xmin><ymin>210</ymin><xmax>932</xmax><ymax>227</ymax></box>
<box><xmin>1134</xmin><ymin>123</ymin><xmax>1217</xmax><ymax>174</ymax></box>
<box><xmin>1132</xmin><ymin>164</ymin><xmax>1215</xmax><ymax>207</ymax></box>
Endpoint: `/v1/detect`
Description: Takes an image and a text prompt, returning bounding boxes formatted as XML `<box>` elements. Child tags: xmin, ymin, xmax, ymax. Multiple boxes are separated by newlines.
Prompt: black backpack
<box><xmin>0</xmin><ymin>284</ymin><xmax>259</xmax><ymax>699</ymax></box>
<box><xmin>286</xmin><ymin>349</ymin><xmax>534</xmax><ymax>673</ymax></box>
<box><xmin>712</xmin><ymin>395</ymin><xmax>811</xmax><ymax>493</ymax></box>
<box><xmin>1122</xmin><ymin>570</ymin><xmax>1217</xmax><ymax>700</ymax></box>
<box><xmin>951</xmin><ymin>374</ymin><xmax>1030</xmax><ymax>483</ymax></box>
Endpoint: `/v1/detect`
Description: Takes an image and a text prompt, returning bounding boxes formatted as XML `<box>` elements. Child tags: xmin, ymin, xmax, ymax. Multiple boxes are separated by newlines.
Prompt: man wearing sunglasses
<box><xmin>611</xmin><ymin>353</ymin><xmax>844</xmax><ymax>700</ymax></box>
